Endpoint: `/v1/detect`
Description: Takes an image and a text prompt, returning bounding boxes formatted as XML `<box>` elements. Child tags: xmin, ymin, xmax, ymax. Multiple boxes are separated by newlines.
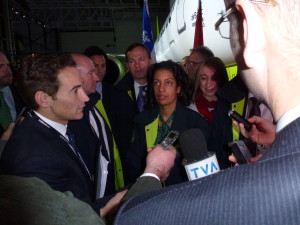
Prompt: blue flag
<box><xmin>142</xmin><ymin>0</ymin><xmax>154</xmax><ymax>53</ymax></box>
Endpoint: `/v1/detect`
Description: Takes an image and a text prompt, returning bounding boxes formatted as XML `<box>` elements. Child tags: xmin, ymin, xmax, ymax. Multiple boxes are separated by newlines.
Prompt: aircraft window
<box><xmin>169</xmin><ymin>17</ymin><xmax>171</xmax><ymax>23</ymax></box>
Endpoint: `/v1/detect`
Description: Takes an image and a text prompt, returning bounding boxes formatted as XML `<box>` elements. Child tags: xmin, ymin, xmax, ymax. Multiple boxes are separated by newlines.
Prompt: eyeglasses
<box><xmin>215</xmin><ymin>7</ymin><xmax>236</xmax><ymax>39</ymax></box>
<box><xmin>186</xmin><ymin>61</ymin><xmax>203</xmax><ymax>67</ymax></box>
<box><xmin>215</xmin><ymin>0</ymin><xmax>277</xmax><ymax>39</ymax></box>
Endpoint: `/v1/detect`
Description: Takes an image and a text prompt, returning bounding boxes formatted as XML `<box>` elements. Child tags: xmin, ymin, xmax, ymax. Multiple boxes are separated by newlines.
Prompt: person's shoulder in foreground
<box><xmin>114</xmin><ymin>123</ymin><xmax>300</xmax><ymax>224</ymax></box>
<box><xmin>0</xmin><ymin>175</ymin><xmax>104</xmax><ymax>225</ymax></box>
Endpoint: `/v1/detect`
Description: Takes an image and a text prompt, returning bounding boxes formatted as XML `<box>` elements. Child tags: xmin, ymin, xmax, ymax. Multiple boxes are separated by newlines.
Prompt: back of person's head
<box><xmin>83</xmin><ymin>45</ymin><xmax>108</xmax><ymax>62</ymax></box>
<box><xmin>19</xmin><ymin>54</ymin><xmax>75</xmax><ymax>110</ymax></box>
<box><xmin>190</xmin><ymin>46</ymin><xmax>214</xmax><ymax>60</ymax></box>
<box><xmin>145</xmin><ymin>60</ymin><xmax>191</xmax><ymax>110</ymax></box>
<box><xmin>193</xmin><ymin>57</ymin><xmax>228</xmax><ymax>101</ymax></box>
<box><xmin>125</xmin><ymin>43</ymin><xmax>151</xmax><ymax>62</ymax></box>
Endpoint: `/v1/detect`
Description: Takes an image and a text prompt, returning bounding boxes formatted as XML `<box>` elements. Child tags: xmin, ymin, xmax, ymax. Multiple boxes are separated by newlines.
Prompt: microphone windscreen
<box><xmin>179</xmin><ymin>128</ymin><xmax>208</xmax><ymax>162</ymax></box>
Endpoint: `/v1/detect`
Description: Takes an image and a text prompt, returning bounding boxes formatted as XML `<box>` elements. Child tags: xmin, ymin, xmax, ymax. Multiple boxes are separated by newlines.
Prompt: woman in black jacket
<box><xmin>125</xmin><ymin>60</ymin><xmax>209</xmax><ymax>186</ymax></box>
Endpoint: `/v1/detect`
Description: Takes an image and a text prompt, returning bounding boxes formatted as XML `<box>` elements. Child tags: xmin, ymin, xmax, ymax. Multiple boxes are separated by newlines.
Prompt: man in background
<box><xmin>114</xmin><ymin>43</ymin><xmax>153</xmax><ymax>181</ymax></box>
<box><xmin>186</xmin><ymin>46</ymin><xmax>214</xmax><ymax>83</ymax></box>
<box><xmin>0</xmin><ymin>50</ymin><xmax>23</xmax><ymax>137</ymax></box>
<box><xmin>84</xmin><ymin>46</ymin><xmax>114</xmax><ymax>114</ymax></box>
<box><xmin>70</xmin><ymin>53</ymin><xmax>124</xmax><ymax>197</ymax></box>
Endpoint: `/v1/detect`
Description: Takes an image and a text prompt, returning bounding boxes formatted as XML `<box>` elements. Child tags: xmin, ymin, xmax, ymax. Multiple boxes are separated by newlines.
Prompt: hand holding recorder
<box><xmin>228</xmin><ymin>110</ymin><xmax>276</xmax><ymax>165</ymax></box>
<box><xmin>232</xmin><ymin>114</ymin><xmax>276</xmax><ymax>146</ymax></box>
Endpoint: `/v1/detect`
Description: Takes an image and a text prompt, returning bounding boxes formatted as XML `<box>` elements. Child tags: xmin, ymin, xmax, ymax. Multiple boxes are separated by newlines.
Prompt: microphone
<box><xmin>179</xmin><ymin>128</ymin><xmax>220</xmax><ymax>180</ymax></box>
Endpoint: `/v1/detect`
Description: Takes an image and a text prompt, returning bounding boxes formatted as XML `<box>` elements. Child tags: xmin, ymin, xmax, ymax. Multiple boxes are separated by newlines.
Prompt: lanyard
<box><xmin>28</xmin><ymin>110</ymin><xmax>92</xmax><ymax>181</ymax></box>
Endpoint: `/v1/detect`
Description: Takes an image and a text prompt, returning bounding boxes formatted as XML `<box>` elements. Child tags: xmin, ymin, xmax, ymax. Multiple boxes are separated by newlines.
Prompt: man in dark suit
<box><xmin>115</xmin><ymin>43</ymin><xmax>152</xmax><ymax>113</ymax></box>
<box><xmin>70</xmin><ymin>53</ymin><xmax>124</xmax><ymax>198</ymax></box>
<box><xmin>0</xmin><ymin>54</ymin><xmax>125</xmax><ymax>216</ymax></box>
<box><xmin>114</xmin><ymin>43</ymin><xmax>153</xmax><ymax>177</ymax></box>
<box><xmin>83</xmin><ymin>47</ymin><xmax>132</xmax><ymax>174</ymax></box>
<box><xmin>114</xmin><ymin>0</ymin><xmax>300</xmax><ymax>224</ymax></box>
<box><xmin>0</xmin><ymin>50</ymin><xmax>23</xmax><ymax>137</ymax></box>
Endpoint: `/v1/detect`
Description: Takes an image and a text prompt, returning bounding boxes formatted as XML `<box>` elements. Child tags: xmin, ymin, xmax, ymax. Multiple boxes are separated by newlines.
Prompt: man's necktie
<box><xmin>0</xmin><ymin>91</ymin><xmax>12</xmax><ymax>130</ymax></box>
<box><xmin>137</xmin><ymin>85</ymin><xmax>145</xmax><ymax>112</ymax></box>
<box><xmin>66</xmin><ymin>127</ymin><xmax>91</xmax><ymax>179</ymax></box>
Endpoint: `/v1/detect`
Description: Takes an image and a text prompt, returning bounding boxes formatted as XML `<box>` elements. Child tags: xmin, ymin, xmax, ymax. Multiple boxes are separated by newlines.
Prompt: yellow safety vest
<box><xmin>231</xmin><ymin>98</ymin><xmax>246</xmax><ymax>141</ymax></box>
<box><xmin>226</xmin><ymin>64</ymin><xmax>246</xmax><ymax>141</ymax></box>
<box><xmin>95</xmin><ymin>100</ymin><xmax>124</xmax><ymax>190</ymax></box>
<box><xmin>145</xmin><ymin>116</ymin><xmax>159</xmax><ymax>148</ymax></box>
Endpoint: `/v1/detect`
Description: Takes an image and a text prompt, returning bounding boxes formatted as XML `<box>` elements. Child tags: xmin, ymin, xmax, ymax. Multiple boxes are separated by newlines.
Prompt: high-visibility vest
<box><xmin>95</xmin><ymin>100</ymin><xmax>124</xmax><ymax>190</ymax></box>
<box><xmin>231</xmin><ymin>98</ymin><xmax>246</xmax><ymax>141</ymax></box>
<box><xmin>144</xmin><ymin>116</ymin><xmax>159</xmax><ymax>148</ymax></box>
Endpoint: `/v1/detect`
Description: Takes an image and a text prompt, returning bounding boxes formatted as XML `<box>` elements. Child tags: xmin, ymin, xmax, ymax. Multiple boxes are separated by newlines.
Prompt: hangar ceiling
<box><xmin>0</xmin><ymin>0</ymin><xmax>170</xmax><ymax>64</ymax></box>
<box><xmin>11</xmin><ymin>0</ymin><xmax>170</xmax><ymax>31</ymax></box>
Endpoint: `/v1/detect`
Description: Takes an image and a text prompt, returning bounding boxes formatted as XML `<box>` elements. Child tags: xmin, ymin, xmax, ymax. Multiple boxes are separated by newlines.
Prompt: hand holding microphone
<box><xmin>144</xmin><ymin>145</ymin><xmax>177</xmax><ymax>182</ymax></box>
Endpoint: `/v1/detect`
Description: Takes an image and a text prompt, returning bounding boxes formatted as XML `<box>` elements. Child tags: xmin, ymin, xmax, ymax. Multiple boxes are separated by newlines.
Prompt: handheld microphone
<box><xmin>179</xmin><ymin>128</ymin><xmax>220</xmax><ymax>180</ymax></box>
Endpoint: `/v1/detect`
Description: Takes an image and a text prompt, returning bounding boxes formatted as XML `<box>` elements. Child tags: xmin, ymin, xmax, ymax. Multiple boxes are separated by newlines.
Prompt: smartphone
<box><xmin>160</xmin><ymin>130</ymin><xmax>179</xmax><ymax>150</ymax></box>
<box><xmin>228</xmin><ymin>140</ymin><xmax>253</xmax><ymax>164</ymax></box>
<box><xmin>228</xmin><ymin>109</ymin><xmax>252</xmax><ymax>131</ymax></box>
<box><xmin>15</xmin><ymin>107</ymin><xmax>27</xmax><ymax>125</ymax></box>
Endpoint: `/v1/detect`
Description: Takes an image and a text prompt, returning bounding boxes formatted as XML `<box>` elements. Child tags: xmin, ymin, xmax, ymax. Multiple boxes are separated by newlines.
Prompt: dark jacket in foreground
<box><xmin>0</xmin><ymin>112</ymin><xmax>107</xmax><ymax>212</ymax></box>
<box><xmin>114</xmin><ymin>117</ymin><xmax>300</xmax><ymax>225</ymax></box>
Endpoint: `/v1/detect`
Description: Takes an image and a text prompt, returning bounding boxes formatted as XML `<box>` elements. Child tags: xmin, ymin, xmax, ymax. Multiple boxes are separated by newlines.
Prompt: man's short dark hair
<box><xmin>125</xmin><ymin>43</ymin><xmax>151</xmax><ymax>62</ymax></box>
<box><xmin>18</xmin><ymin>54</ymin><xmax>76</xmax><ymax>110</ymax></box>
<box><xmin>83</xmin><ymin>46</ymin><xmax>108</xmax><ymax>62</ymax></box>
<box><xmin>190</xmin><ymin>46</ymin><xmax>214</xmax><ymax>60</ymax></box>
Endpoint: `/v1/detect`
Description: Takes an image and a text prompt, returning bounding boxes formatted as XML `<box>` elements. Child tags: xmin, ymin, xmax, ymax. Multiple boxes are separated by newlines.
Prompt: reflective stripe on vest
<box><xmin>95</xmin><ymin>100</ymin><xmax>124</xmax><ymax>190</ymax></box>
<box><xmin>231</xmin><ymin>98</ymin><xmax>246</xmax><ymax>141</ymax></box>
<box><xmin>145</xmin><ymin>116</ymin><xmax>159</xmax><ymax>148</ymax></box>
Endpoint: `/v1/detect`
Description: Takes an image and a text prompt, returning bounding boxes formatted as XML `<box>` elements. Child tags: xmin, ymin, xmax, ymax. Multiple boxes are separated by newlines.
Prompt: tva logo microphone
<box><xmin>184</xmin><ymin>152</ymin><xmax>220</xmax><ymax>180</ymax></box>
<box><xmin>179</xmin><ymin>128</ymin><xmax>221</xmax><ymax>181</ymax></box>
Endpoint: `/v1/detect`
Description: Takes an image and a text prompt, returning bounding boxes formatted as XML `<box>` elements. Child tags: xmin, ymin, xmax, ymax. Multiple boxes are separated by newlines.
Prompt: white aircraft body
<box><xmin>154</xmin><ymin>0</ymin><xmax>235</xmax><ymax>65</ymax></box>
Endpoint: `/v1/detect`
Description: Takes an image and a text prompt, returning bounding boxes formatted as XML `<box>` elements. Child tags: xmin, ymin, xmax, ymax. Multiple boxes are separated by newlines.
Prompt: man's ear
<box><xmin>236</xmin><ymin>0</ymin><xmax>266</xmax><ymax>68</ymax></box>
<box><xmin>35</xmin><ymin>91</ymin><xmax>51</xmax><ymax>108</ymax></box>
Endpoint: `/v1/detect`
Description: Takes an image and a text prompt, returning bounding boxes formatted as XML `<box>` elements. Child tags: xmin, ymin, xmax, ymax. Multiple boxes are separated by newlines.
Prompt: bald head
<box><xmin>71</xmin><ymin>53</ymin><xmax>99</xmax><ymax>95</ymax></box>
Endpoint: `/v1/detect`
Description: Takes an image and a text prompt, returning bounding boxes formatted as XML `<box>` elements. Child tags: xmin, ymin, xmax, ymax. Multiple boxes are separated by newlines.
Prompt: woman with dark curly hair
<box><xmin>188</xmin><ymin>57</ymin><xmax>232</xmax><ymax>169</ymax></box>
<box><xmin>125</xmin><ymin>60</ymin><xmax>209</xmax><ymax>186</ymax></box>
